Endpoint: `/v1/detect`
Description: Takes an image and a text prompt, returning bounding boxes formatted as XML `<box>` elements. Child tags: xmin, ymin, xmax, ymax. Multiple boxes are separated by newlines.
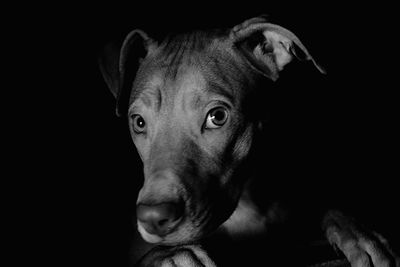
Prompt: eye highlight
<box><xmin>205</xmin><ymin>107</ymin><xmax>229</xmax><ymax>129</ymax></box>
<box><xmin>131</xmin><ymin>114</ymin><xmax>146</xmax><ymax>133</ymax></box>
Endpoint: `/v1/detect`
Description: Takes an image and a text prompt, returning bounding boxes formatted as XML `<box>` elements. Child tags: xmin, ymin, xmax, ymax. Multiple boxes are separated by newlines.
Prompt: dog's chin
<box><xmin>137</xmin><ymin>220</ymin><xmax>213</xmax><ymax>245</ymax></box>
<box><xmin>136</xmin><ymin>202</ymin><xmax>237</xmax><ymax>245</ymax></box>
<box><xmin>137</xmin><ymin>223</ymin><xmax>164</xmax><ymax>243</ymax></box>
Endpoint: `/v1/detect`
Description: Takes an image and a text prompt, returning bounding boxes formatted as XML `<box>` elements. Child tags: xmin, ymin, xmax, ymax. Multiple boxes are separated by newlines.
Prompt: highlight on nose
<box><xmin>136</xmin><ymin>201</ymin><xmax>184</xmax><ymax>236</ymax></box>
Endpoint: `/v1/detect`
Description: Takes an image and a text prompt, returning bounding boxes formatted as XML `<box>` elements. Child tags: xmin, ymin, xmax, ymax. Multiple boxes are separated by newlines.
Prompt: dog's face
<box><xmin>129</xmin><ymin>33</ymin><xmax>257</xmax><ymax>244</ymax></box>
<box><xmin>99</xmin><ymin>17</ymin><xmax>324</xmax><ymax>245</ymax></box>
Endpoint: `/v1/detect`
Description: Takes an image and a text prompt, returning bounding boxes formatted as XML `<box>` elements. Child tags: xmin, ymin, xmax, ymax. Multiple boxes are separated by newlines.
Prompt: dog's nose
<box><xmin>136</xmin><ymin>202</ymin><xmax>183</xmax><ymax>236</ymax></box>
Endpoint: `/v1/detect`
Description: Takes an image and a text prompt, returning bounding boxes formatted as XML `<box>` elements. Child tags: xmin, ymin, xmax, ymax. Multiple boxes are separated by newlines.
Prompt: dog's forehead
<box><xmin>130</xmin><ymin>31</ymin><xmax>250</xmax><ymax>108</ymax></box>
<box><xmin>130</xmin><ymin>64</ymin><xmax>208</xmax><ymax>108</ymax></box>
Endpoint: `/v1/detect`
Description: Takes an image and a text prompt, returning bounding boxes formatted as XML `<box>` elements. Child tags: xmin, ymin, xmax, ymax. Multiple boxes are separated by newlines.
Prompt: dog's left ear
<box><xmin>99</xmin><ymin>30</ymin><xmax>157</xmax><ymax>116</ymax></box>
<box><xmin>231</xmin><ymin>16</ymin><xmax>326</xmax><ymax>81</ymax></box>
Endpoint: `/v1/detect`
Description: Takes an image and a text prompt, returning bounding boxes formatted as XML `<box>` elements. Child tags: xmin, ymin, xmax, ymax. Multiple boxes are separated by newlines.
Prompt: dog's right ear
<box><xmin>98</xmin><ymin>30</ymin><xmax>157</xmax><ymax>116</ymax></box>
<box><xmin>230</xmin><ymin>16</ymin><xmax>326</xmax><ymax>81</ymax></box>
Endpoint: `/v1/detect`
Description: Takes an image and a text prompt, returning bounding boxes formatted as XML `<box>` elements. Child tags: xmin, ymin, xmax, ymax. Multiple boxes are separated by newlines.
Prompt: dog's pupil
<box><xmin>137</xmin><ymin>117</ymin><xmax>145</xmax><ymax>128</ymax></box>
<box><xmin>213</xmin><ymin>110</ymin><xmax>225</xmax><ymax>122</ymax></box>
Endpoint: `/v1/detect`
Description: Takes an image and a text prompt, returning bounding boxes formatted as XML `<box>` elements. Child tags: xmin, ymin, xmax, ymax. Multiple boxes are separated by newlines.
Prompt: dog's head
<box><xmin>99</xmin><ymin>16</ymin><xmax>325</xmax><ymax>245</ymax></box>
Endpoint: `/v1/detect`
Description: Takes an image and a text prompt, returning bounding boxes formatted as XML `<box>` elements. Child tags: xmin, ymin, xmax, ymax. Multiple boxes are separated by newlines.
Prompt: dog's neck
<box><xmin>220</xmin><ymin>179</ymin><xmax>287</xmax><ymax>240</ymax></box>
<box><xmin>220</xmin><ymin>190</ymin><xmax>267</xmax><ymax>239</ymax></box>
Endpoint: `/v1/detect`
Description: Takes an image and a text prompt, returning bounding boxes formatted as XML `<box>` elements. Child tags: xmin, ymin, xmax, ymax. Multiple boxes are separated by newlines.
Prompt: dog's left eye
<box><xmin>205</xmin><ymin>107</ymin><xmax>229</xmax><ymax>129</ymax></box>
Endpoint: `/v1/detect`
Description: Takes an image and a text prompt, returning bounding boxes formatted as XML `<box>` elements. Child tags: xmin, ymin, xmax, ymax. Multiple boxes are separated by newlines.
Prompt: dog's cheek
<box><xmin>231</xmin><ymin>125</ymin><xmax>254</xmax><ymax>163</ymax></box>
<box><xmin>132</xmin><ymin>137</ymin><xmax>150</xmax><ymax>163</ymax></box>
<box><xmin>216</xmin><ymin>125</ymin><xmax>254</xmax><ymax>200</ymax></box>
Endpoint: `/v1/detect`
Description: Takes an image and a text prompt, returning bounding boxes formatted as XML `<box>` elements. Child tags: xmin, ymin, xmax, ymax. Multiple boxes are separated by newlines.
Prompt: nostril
<box><xmin>159</xmin><ymin>218</ymin><xmax>168</xmax><ymax>224</ymax></box>
<box><xmin>136</xmin><ymin>202</ymin><xmax>183</xmax><ymax>236</ymax></box>
<box><xmin>158</xmin><ymin>219</ymin><xmax>169</xmax><ymax>227</ymax></box>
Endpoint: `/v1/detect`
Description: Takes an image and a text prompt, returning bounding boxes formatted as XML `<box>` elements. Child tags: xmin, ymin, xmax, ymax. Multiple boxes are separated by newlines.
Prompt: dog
<box><xmin>99</xmin><ymin>16</ymin><xmax>399</xmax><ymax>267</ymax></box>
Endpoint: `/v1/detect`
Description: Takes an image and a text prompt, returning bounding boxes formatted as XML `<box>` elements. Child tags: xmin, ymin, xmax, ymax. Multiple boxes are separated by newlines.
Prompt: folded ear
<box><xmin>98</xmin><ymin>42</ymin><xmax>121</xmax><ymax>98</ymax></box>
<box><xmin>98</xmin><ymin>30</ymin><xmax>157</xmax><ymax>116</ymax></box>
<box><xmin>231</xmin><ymin>16</ymin><xmax>326</xmax><ymax>81</ymax></box>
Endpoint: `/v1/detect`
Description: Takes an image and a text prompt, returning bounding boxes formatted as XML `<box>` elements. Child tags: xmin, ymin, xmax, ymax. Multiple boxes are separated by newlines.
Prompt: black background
<box><xmin>11</xmin><ymin>2</ymin><xmax>398</xmax><ymax>266</ymax></box>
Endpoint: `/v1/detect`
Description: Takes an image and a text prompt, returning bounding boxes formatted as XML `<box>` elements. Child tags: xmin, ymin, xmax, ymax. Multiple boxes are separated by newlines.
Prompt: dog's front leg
<box><xmin>323</xmin><ymin>210</ymin><xmax>400</xmax><ymax>267</ymax></box>
<box><xmin>135</xmin><ymin>244</ymin><xmax>217</xmax><ymax>267</ymax></box>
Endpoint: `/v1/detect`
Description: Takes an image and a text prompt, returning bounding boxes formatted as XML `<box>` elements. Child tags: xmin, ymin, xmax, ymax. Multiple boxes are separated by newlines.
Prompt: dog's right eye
<box><xmin>132</xmin><ymin>115</ymin><xmax>146</xmax><ymax>133</ymax></box>
<box><xmin>204</xmin><ymin>107</ymin><xmax>229</xmax><ymax>129</ymax></box>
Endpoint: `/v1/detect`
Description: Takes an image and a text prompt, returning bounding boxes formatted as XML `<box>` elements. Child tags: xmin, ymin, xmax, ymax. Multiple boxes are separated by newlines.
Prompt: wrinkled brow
<box><xmin>206</xmin><ymin>80</ymin><xmax>234</xmax><ymax>104</ymax></box>
<box><xmin>130</xmin><ymin>86</ymin><xmax>162</xmax><ymax>112</ymax></box>
<box><xmin>200</xmin><ymin>52</ymin><xmax>247</xmax><ymax>106</ymax></box>
<box><xmin>130</xmin><ymin>70</ymin><xmax>164</xmax><ymax>107</ymax></box>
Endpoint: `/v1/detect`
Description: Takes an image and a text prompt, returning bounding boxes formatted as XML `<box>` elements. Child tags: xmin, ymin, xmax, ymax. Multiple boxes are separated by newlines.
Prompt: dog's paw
<box><xmin>323</xmin><ymin>210</ymin><xmax>399</xmax><ymax>267</ymax></box>
<box><xmin>135</xmin><ymin>244</ymin><xmax>217</xmax><ymax>267</ymax></box>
